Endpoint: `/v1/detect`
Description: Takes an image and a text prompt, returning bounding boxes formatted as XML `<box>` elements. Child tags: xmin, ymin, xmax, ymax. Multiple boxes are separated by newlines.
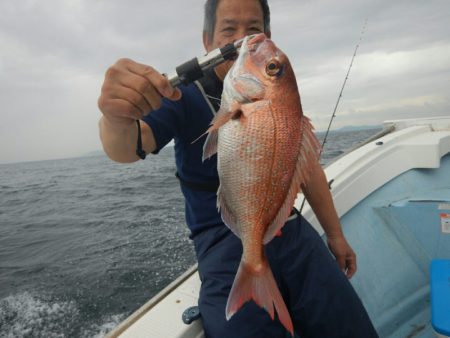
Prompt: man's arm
<box><xmin>301</xmin><ymin>160</ymin><xmax>357</xmax><ymax>278</ymax></box>
<box><xmin>98</xmin><ymin>58</ymin><xmax>181</xmax><ymax>163</ymax></box>
<box><xmin>99</xmin><ymin>116</ymin><xmax>155</xmax><ymax>163</ymax></box>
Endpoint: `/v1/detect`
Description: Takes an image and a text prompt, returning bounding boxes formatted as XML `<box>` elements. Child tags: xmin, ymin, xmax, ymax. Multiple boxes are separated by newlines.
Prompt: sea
<box><xmin>0</xmin><ymin>128</ymin><xmax>381</xmax><ymax>338</ymax></box>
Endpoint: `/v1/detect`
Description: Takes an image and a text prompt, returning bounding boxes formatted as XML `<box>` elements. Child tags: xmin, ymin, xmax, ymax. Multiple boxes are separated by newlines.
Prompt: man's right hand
<box><xmin>97</xmin><ymin>58</ymin><xmax>181</xmax><ymax>163</ymax></box>
<box><xmin>98</xmin><ymin>58</ymin><xmax>181</xmax><ymax>123</ymax></box>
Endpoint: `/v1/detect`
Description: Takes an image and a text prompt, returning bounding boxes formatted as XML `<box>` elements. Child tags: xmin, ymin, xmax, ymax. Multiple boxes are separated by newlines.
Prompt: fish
<box><xmin>202</xmin><ymin>33</ymin><xmax>321</xmax><ymax>336</ymax></box>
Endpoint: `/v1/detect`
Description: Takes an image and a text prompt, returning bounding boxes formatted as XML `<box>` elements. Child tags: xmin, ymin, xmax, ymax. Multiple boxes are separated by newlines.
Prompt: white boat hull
<box><xmin>107</xmin><ymin>116</ymin><xmax>450</xmax><ymax>338</ymax></box>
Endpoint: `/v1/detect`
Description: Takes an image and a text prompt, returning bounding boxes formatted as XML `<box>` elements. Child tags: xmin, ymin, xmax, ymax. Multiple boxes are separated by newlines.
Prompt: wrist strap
<box><xmin>136</xmin><ymin>120</ymin><xmax>146</xmax><ymax>160</ymax></box>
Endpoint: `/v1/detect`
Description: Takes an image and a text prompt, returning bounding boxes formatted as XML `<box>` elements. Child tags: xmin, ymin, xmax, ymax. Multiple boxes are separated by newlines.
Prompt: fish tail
<box><xmin>225</xmin><ymin>260</ymin><xmax>294</xmax><ymax>336</ymax></box>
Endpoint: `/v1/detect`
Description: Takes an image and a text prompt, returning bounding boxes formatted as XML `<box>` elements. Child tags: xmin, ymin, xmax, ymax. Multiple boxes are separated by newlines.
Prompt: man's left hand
<box><xmin>327</xmin><ymin>235</ymin><xmax>357</xmax><ymax>279</ymax></box>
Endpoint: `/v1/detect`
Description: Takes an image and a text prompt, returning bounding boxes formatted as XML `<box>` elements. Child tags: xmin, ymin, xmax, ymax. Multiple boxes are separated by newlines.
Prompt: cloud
<box><xmin>298</xmin><ymin>41</ymin><xmax>450</xmax><ymax>129</ymax></box>
<box><xmin>277</xmin><ymin>0</ymin><xmax>450</xmax><ymax>130</ymax></box>
<box><xmin>0</xmin><ymin>0</ymin><xmax>203</xmax><ymax>163</ymax></box>
<box><xmin>0</xmin><ymin>0</ymin><xmax>449</xmax><ymax>163</ymax></box>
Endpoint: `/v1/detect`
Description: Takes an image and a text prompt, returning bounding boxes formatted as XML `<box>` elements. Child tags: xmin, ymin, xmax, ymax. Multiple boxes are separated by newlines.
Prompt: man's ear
<box><xmin>203</xmin><ymin>31</ymin><xmax>212</xmax><ymax>52</ymax></box>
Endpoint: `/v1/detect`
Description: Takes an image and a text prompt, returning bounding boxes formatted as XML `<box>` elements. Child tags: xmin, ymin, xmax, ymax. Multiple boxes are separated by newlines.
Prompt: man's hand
<box><xmin>327</xmin><ymin>234</ymin><xmax>357</xmax><ymax>279</ymax></box>
<box><xmin>98</xmin><ymin>58</ymin><xmax>181</xmax><ymax>124</ymax></box>
<box><xmin>98</xmin><ymin>58</ymin><xmax>181</xmax><ymax>163</ymax></box>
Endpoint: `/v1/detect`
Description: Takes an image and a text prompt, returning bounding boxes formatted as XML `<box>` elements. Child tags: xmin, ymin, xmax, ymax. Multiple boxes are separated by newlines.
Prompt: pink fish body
<box><xmin>203</xmin><ymin>33</ymin><xmax>320</xmax><ymax>336</ymax></box>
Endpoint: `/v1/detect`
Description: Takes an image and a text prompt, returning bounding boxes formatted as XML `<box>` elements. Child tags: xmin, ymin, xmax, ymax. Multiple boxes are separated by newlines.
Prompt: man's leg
<box><xmin>267</xmin><ymin>215</ymin><xmax>379</xmax><ymax>338</ymax></box>
<box><xmin>194</xmin><ymin>226</ymin><xmax>288</xmax><ymax>338</ymax></box>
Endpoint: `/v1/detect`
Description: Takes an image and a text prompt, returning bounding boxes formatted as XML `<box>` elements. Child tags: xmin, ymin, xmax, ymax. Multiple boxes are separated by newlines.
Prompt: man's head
<box><xmin>203</xmin><ymin>0</ymin><xmax>271</xmax><ymax>80</ymax></box>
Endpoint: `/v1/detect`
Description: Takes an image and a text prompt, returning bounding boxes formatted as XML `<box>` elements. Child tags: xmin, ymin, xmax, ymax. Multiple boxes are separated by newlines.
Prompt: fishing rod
<box><xmin>299</xmin><ymin>19</ymin><xmax>368</xmax><ymax>214</ymax></box>
<box><xmin>319</xmin><ymin>19</ymin><xmax>368</xmax><ymax>157</ymax></box>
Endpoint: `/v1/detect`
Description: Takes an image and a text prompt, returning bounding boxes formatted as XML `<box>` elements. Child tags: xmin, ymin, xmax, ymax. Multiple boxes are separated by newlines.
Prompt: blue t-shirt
<box><xmin>143</xmin><ymin>72</ymin><xmax>224</xmax><ymax>237</ymax></box>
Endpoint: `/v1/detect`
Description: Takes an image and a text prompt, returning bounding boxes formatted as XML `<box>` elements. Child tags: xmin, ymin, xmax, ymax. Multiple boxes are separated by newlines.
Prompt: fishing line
<box><xmin>205</xmin><ymin>94</ymin><xmax>221</xmax><ymax>102</ymax></box>
<box><xmin>299</xmin><ymin>19</ymin><xmax>368</xmax><ymax>215</ymax></box>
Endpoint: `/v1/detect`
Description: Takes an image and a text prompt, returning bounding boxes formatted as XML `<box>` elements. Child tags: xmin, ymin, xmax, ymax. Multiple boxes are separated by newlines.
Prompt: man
<box><xmin>98</xmin><ymin>0</ymin><xmax>379</xmax><ymax>337</ymax></box>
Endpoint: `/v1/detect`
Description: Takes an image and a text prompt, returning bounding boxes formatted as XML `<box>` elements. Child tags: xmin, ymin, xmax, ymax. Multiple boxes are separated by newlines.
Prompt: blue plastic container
<box><xmin>430</xmin><ymin>259</ymin><xmax>450</xmax><ymax>338</ymax></box>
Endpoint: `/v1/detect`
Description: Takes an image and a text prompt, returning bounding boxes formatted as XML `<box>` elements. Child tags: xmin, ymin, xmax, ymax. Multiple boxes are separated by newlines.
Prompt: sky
<box><xmin>0</xmin><ymin>0</ymin><xmax>449</xmax><ymax>164</ymax></box>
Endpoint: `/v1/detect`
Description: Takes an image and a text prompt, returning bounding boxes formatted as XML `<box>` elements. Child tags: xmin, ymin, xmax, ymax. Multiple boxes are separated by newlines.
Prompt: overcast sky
<box><xmin>0</xmin><ymin>0</ymin><xmax>449</xmax><ymax>164</ymax></box>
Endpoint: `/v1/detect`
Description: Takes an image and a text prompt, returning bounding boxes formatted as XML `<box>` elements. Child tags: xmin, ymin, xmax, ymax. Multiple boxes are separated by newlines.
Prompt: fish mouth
<box><xmin>240</xmin><ymin>33</ymin><xmax>267</xmax><ymax>55</ymax></box>
<box><xmin>247</xmin><ymin>33</ymin><xmax>272</xmax><ymax>54</ymax></box>
<box><xmin>230</xmin><ymin>35</ymin><xmax>265</xmax><ymax>99</ymax></box>
<box><xmin>233</xmin><ymin>36</ymin><xmax>251</xmax><ymax>73</ymax></box>
<box><xmin>222</xmin><ymin>34</ymin><xmax>268</xmax><ymax>105</ymax></box>
<box><xmin>248</xmin><ymin>33</ymin><xmax>266</xmax><ymax>46</ymax></box>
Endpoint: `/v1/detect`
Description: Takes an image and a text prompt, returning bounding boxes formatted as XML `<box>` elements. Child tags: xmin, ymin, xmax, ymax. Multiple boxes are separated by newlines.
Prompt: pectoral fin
<box><xmin>240</xmin><ymin>100</ymin><xmax>271</xmax><ymax>118</ymax></box>
<box><xmin>202</xmin><ymin>100</ymin><xmax>271</xmax><ymax>161</ymax></box>
<box><xmin>202</xmin><ymin>102</ymin><xmax>242</xmax><ymax>161</ymax></box>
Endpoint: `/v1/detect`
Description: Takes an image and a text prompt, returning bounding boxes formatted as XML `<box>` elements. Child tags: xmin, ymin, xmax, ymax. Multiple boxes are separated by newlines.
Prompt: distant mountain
<box><xmin>82</xmin><ymin>143</ymin><xmax>175</xmax><ymax>158</ymax></box>
<box><xmin>316</xmin><ymin>124</ymin><xmax>382</xmax><ymax>134</ymax></box>
<box><xmin>338</xmin><ymin>124</ymin><xmax>382</xmax><ymax>132</ymax></box>
<box><xmin>83</xmin><ymin>150</ymin><xmax>106</xmax><ymax>157</ymax></box>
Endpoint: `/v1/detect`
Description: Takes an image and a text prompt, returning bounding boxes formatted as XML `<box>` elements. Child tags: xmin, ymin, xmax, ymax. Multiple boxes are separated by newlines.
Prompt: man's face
<box><xmin>203</xmin><ymin>0</ymin><xmax>269</xmax><ymax>80</ymax></box>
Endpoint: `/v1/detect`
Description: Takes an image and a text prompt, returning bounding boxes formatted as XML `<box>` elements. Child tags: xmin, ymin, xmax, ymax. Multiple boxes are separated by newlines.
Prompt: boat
<box><xmin>106</xmin><ymin>116</ymin><xmax>450</xmax><ymax>338</ymax></box>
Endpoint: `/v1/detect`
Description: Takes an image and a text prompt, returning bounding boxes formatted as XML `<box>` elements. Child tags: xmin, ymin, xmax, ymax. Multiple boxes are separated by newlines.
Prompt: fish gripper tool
<box><xmin>167</xmin><ymin>35</ymin><xmax>255</xmax><ymax>87</ymax></box>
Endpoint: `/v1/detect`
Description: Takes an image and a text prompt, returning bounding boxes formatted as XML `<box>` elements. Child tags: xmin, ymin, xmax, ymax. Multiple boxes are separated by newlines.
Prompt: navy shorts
<box><xmin>193</xmin><ymin>211</ymin><xmax>379</xmax><ymax>338</ymax></box>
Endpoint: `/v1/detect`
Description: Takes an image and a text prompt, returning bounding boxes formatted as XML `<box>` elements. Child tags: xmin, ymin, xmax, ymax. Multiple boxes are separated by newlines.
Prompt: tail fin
<box><xmin>225</xmin><ymin>260</ymin><xmax>294</xmax><ymax>336</ymax></box>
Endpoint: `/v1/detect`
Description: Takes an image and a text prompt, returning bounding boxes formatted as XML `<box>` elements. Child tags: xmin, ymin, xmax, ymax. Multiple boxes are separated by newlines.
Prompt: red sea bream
<box><xmin>202</xmin><ymin>33</ymin><xmax>321</xmax><ymax>336</ymax></box>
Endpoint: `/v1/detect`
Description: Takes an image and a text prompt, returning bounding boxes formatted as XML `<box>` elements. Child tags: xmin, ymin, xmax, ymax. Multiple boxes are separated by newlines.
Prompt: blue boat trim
<box><xmin>430</xmin><ymin>259</ymin><xmax>450</xmax><ymax>336</ymax></box>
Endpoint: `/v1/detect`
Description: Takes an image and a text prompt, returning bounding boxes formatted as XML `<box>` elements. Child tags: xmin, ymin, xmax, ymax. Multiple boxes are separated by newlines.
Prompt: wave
<box><xmin>0</xmin><ymin>292</ymin><xmax>78</xmax><ymax>338</ymax></box>
<box><xmin>0</xmin><ymin>292</ymin><xmax>125</xmax><ymax>338</ymax></box>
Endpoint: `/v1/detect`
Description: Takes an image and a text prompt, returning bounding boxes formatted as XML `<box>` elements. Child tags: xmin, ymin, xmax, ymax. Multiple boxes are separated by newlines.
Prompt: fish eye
<box><xmin>265</xmin><ymin>59</ymin><xmax>282</xmax><ymax>77</ymax></box>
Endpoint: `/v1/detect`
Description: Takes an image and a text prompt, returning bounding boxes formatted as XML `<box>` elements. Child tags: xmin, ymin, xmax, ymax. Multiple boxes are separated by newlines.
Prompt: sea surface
<box><xmin>0</xmin><ymin>128</ymin><xmax>381</xmax><ymax>338</ymax></box>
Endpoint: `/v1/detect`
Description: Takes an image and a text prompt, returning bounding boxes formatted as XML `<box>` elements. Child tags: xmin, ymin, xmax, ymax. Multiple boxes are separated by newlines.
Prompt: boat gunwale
<box><xmin>105</xmin><ymin>264</ymin><xmax>198</xmax><ymax>338</ymax></box>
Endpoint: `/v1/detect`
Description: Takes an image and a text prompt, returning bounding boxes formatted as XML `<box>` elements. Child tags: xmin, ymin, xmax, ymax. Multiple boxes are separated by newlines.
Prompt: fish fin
<box><xmin>202</xmin><ymin>100</ymin><xmax>269</xmax><ymax>160</ymax></box>
<box><xmin>226</xmin><ymin>260</ymin><xmax>294</xmax><ymax>337</ymax></box>
<box><xmin>217</xmin><ymin>184</ymin><xmax>241</xmax><ymax>238</ymax></box>
<box><xmin>201</xmin><ymin>102</ymin><xmax>242</xmax><ymax>161</ymax></box>
<box><xmin>263</xmin><ymin>116</ymin><xmax>320</xmax><ymax>244</ymax></box>
<box><xmin>202</xmin><ymin>129</ymin><xmax>219</xmax><ymax>161</ymax></box>
<box><xmin>263</xmin><ymin>200</ymin><xmax>294</xmax><ymax>244</ymax></box>
<box><xmin>239</xmin><ymin>99</ymin><xmax>270</xmax><ymax>118</ymax></box>
<box><xmin>210</xmin><ymin>102</ymin><xmax>243</xmax><ymax>131</ymax></box>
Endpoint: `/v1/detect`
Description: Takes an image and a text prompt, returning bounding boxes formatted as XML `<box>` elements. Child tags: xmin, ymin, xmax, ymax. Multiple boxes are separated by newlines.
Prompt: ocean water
<box><xmin>0</xmin><ymin>128</ymin><xmax>381</xmax><ymax>338</ymax></box>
